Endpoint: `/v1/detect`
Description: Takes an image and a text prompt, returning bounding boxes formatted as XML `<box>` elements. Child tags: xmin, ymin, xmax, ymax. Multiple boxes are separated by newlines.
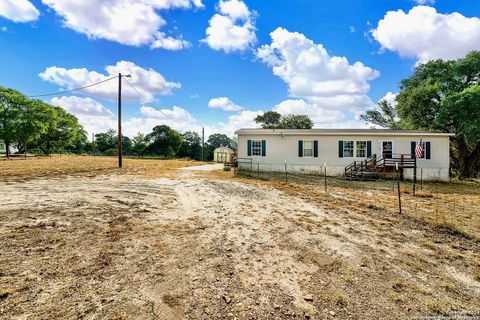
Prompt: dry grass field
<box><xmin>0</xmin><ymin>156</ymin><xmax>479</xmax><ymax>319</ymax></box>
<box><xmin>0</xmin><ymin>155</ymin><xmax>199</xmax><ymax>180</ymax></box>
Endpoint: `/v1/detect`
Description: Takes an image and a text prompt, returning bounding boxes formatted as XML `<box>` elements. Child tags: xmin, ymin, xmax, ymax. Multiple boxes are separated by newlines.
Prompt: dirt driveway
<box><xmin>0</xmin><ymin>167</ymin><xmax>479</xmax><ymax>319</ymax></box>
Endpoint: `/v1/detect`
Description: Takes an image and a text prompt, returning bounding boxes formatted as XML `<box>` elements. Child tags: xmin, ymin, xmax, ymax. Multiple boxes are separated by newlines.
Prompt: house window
<box><xmin>343</xmin><ymin>141</ymin><xmax>354</xmax><ymax>157</ymax></box>
<box><xmin>303</xmin><ymin>141</ymin><xmax>314</xmax><ymax>157</ymax></box>
<box><xmin>356</xmin><ymin>141</ymin><xmax>367</xmax><ymax>157</ymax></box>
<box><xmin>251</xmin><ymin>140</ymin><xmax>262</xmax><ymax>156</ymax></box>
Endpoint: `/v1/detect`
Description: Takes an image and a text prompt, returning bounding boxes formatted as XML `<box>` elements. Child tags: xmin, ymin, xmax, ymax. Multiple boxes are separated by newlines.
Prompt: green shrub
<box><xmin>104</xmin><ymin>148</ymin><xmax>118</xmax><ymax>156</ymax></box>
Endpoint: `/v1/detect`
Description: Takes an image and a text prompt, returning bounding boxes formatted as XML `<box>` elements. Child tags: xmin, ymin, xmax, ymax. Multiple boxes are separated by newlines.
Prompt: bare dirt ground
<box><xmin>0</xmin><ymin>156</ymin><xmax>479</xmax><ymax>319</ymax></box>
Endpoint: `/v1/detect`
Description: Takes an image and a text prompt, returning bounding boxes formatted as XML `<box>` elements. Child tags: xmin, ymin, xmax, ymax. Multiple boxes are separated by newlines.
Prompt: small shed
<box><xmin>213</xmin><ymin>147</ymin><xmax>234</xmax><ymax>163</ymax></box>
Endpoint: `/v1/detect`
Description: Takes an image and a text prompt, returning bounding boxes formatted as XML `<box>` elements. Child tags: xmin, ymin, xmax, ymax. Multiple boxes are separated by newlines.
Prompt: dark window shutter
<box><xmin>338</xmin><ymin>141</ymin><xmax>343</xmax><ymax>158</ymax></box>
<box><xmin>261</xmin><ymin>140</ymin><xmax>266</xmax><ymax>157</ymax></box>
<box><xmin>367</xmin><ymin>141</ymin><xmax>372</xmax><ymax>157</ymax></box>
<box><xmin>247</xmin><ymin>140</ymin><xmax>252</xmax><ymax>156</ymax></box>
<box><xmin>313</xmin><ymin>140</ymin><xmax>318</xmax><ymax>158</ymax></box>
<box><xmin>298</xmin><ymin>140</ymin><xmax>303</xmax><ymax>157</ymax></box>
<box><xmin>426</xmin><ymin>141</ymin><xmax>431</xmax><ymax>159</ymax></box>
<box><xmin>411</xmin><ymin>141</ymin><xmax>415</xmax><ymax>157</ymax></box>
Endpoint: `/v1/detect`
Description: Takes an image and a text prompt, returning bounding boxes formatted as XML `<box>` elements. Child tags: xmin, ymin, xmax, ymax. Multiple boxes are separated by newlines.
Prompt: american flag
<box><xmin>415</xmin><ymin>139</ymin><xmax>423</xmax><ymax>158</ymax></box>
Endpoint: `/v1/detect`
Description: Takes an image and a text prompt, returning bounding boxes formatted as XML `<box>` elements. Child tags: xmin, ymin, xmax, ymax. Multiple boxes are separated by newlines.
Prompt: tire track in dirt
<box><xmin>1</xmin><ymin>173</ymin><xmax>479</xmax><ymax>319</ymax></box>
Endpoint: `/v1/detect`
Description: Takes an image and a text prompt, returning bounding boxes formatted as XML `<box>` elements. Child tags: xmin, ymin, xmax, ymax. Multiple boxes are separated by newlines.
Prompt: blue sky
<box><xmin>0</xmin><ymin>0</ymin><xmax>479</xmax><ymax>138</ymax></box>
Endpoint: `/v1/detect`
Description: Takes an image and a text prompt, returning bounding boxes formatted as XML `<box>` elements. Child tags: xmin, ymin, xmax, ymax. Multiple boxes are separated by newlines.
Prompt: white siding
<box><xmin>237</xmin><ymin>133</ymin><xmax>450</xmax><ymax>181</ymax></box>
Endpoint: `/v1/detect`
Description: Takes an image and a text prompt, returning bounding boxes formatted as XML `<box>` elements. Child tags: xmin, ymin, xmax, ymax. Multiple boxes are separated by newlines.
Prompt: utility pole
<box><xmin>117</xmin><ymin>73</ymin><xmax>131</xmax><ymax>168</ymax></box>
<box><xmin>118</xmin><ymin>73</ymin><xmax>123</xmax><ymax>168</ymax></box>
<box><xmin>202</xmin><ymin>126</ymin><xmax>205</xmax><ymax>162</ymax></box>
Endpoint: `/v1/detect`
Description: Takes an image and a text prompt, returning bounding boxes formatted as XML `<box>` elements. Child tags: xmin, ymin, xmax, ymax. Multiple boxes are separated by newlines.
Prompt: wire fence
<box><xmin>234</xmin><ymin>160</ymin><xmax>477</xmax><ymax>238</ymax></box>
<box><xmin>235</xmin><ymin>161</ymin><xmax>418</xmax><ymax>192</ymax></box>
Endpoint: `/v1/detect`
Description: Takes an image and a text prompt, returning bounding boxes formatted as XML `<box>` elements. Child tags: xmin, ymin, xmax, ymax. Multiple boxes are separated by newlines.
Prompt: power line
<box><xmin>123</xmin><ymin>78</ymin><xmax>179</xmax><ymax>123</ymax></box>
<box><xmin>28</xmin><ymin>75</ymin><xmax>119</xmax><ymax>98</ymax></box>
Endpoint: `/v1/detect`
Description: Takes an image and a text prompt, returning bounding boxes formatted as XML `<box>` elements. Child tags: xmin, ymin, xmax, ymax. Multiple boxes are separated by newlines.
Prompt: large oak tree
<box><xmin>396</xmin><ymin>51</ymin><xmax>480</xmax><ymax>178</ymax></box>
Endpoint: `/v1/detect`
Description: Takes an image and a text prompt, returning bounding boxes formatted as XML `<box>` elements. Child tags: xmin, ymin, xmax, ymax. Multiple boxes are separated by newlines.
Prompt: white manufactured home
<box><xmin>235</xmin><ymin>129</ymin><xmax>453</xmax><ymax>181</ymax></box>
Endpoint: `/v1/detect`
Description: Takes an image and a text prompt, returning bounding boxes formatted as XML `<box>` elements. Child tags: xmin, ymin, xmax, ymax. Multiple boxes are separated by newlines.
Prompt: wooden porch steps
<box><xmin>345</xmin><ymin>154</ymin><xmax>416</xmax><ymax>180</ymax></box>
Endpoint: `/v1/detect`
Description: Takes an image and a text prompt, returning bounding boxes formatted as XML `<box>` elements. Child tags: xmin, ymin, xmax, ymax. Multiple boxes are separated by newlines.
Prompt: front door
<box><xmin>382</xmin><ymin>141</ymin><xmax>393</xmax><ymax>159</ymax></box>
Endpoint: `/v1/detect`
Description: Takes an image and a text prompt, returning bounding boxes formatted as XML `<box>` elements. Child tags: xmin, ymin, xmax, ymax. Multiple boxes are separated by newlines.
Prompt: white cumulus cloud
<box><xmin>39</xmin><ymin>61</ymin><xmax>181</xmax><ymax>101</ymax></box>
<box><xmin>123</xmin><ymin>111</ymin><xmax>200</xmax><ymax>138</ymax></box>
<box><xmin>0</xmin><ymin>0</ymin><xmax>39</xmax><ymax>22</ymax></box>
<box><xmin>208</xmin><ymin>97</ymin><xmax>242</xmax><ymax>111</ymax></box>
<box><xmin>379</xmin><ymin>91</ymin><xmax>398</xmax><ymax>106</ymax></box>
<box><xmin>203</xmin><ymin>0</ymin><xmax>256</xmax><ymax>53</ymax></box>
<box><xmin>150</xmin><ymin>32</ymin><xmax>191</xmax><ymax>50</ymax></box>
<box><xmin>256</xmin><ymin>27</ymin><xmax>378</xmax><ymax>127</ymax></box>
<box><xmin>257</xmin><ymin>27</ymin><xmax>379</xmax><ymax>105</ymax></box>
<box><xmin>41</xmin><ymin>0</ymin><xmax>202</xmax><ymax>49</ymax></box>
<box><xmin>51</xmin><ymin>96</ymin><xmax>116</xmax><ymax>136</ymax></box>
<box><xmin>372</xmin><ymin>6</ymin><xmax>480</xmax><ymax>63</ymax></box>
<box><xmin>140</xmin><ymin>105</ymin><xmax>195</xmax><ymax>122</ymax></box>
<box><xmin>216</xmin><ymin>110</ymin><xmax>261</xmax><ymax>136</ymax></box>
<box><xmin>274</xmin><ymin>99</ymin><xmax>345</xmax><ymax>125</ymax></box>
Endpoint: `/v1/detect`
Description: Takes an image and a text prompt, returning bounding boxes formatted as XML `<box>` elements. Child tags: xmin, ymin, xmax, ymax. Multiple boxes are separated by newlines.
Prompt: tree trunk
<box><xmin>455</xmin><ymin>136</ymin><xmax>480</xmax><ymax>178</ymax></box>
<box><xmin>5</xmin><ymin>141</ymin><xmax>9</xmax><ymax>159</ymax></box>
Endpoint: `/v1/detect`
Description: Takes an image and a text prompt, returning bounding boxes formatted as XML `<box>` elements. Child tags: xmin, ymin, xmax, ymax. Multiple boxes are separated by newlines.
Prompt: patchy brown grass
<box><xmin>234</xmin><ymin>172</ymin><xmax>480</xmax><ymax>240</ymax></box>
<box><xmin>1</xmin><ymin>159</ymin><xmax>479</xmax><ymax>319</ymax></box>
<box><xmin>0</xmin><ymin>155</ymin><xmax>201</xmax><ymax>181</ymax></box>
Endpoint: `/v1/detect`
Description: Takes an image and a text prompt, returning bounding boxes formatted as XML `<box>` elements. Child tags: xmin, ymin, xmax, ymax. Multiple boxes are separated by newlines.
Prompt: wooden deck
<box><xmin>345</xmin><ymin>154</ymin><xmax>416</xmax><ymax>180</ymax></box>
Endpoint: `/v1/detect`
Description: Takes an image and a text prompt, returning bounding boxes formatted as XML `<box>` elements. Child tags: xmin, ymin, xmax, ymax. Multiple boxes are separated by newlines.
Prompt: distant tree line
<box><xmin>0</xmin><ymin>86</ymin><xmax>238</xmax><ymax>160</ymax></box>
<box><xmin>92</xmin><ymin>126</ymin><xmax>237</xmax><ymax>161</ymax></box>
<box><xmin>2</xmin><ymin>85</ymin><xmax>315</xmax><ymax>161</ymax></box>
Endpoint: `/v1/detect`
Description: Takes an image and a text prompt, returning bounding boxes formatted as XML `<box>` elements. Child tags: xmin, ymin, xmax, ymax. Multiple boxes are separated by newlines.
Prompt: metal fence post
<box><xmin>420</xmin><ymin>168</ymin><xmax>423</xmax><ymax>191</ymax></box>
<box><xmin>413</xmin><ymin>156</ymin><xmax>417</xmax><ymax>195</ymax></box>
<box><xmin>397</xmin><ymin>179</ymin><xmax>402</xmax><ymax>215</ymax></box>
<box><xmin>324</xmin><ymin>165</ymin><xmax>327</xmax><ymax>194</ymax></box>
<box><xmin>285</xmin><ymin>160</ymin><xmax>287</xmax><ymax>183</ymax></box>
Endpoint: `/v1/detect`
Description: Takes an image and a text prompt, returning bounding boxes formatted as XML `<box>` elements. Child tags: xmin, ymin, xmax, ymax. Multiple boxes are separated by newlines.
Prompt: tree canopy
<box><xmin>279</xmin><ymin>114</ymin><xmax>313</xmax><ymax>129</ymax></box>
<box><xmin>254</xmin><ymin>111</ymin><xmax>313</xmax><ymax>129</ymax></box>
<box><xmin>361</xmin><ymin>51</ymin><xmax>480</xmax><ymax>178</ymax></box>
<box><xmin>0</xmin><ymin>86</ymin><xmax>242</xmax><ymax>161</ymax></box>
<box><xmin>0</xmin><ymin>86</ymin><xmax>86</xmax><ymax>157</ymax></box>
<box><xmin>360</xmin><ymin>100</ymin><xmax>401</xmax><ymax>130</ymax></box>
<box><xmin>132</xmin><ymin>133</ymin><xmax>150</xmax><ymax>158</ymax></box>
<box><xmin>397</xmin><ymin>51</ymin><xmax>480</xmax><ymax>178</ymax></box>
<box><xmin>254</xmin><ymin>111</ymin><xmax>282</xmax><ymax>129</ymax></box>
<box><xmin>178</xmin><ymin>131</ymin><xmax>202</xmax><ymax>160</ymax></box>
<box><xmin>207</xmin><ymin>133</ymin><xmax>235</xmax><ymax>149</ymax></box>
<box><xmin>147</xmin><ymin>125</ymin><xmax>183</xmax><ymax>157</ymax></box>
<box><xmin>95</xmin><ymin>129</ymin><xmax>117</xmax><ymax>152</ymax></box>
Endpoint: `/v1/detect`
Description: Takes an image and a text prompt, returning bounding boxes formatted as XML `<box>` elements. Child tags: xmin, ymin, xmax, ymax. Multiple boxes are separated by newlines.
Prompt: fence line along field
<box><xmin>236</xmin><ymin>170</ymin><xmax>480</xmax><ymax>240</ymax></box>
<box><xmin>0</xmin><ymin>156</ymin><xmax>479</xmax><ymax>319</ymax></box>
